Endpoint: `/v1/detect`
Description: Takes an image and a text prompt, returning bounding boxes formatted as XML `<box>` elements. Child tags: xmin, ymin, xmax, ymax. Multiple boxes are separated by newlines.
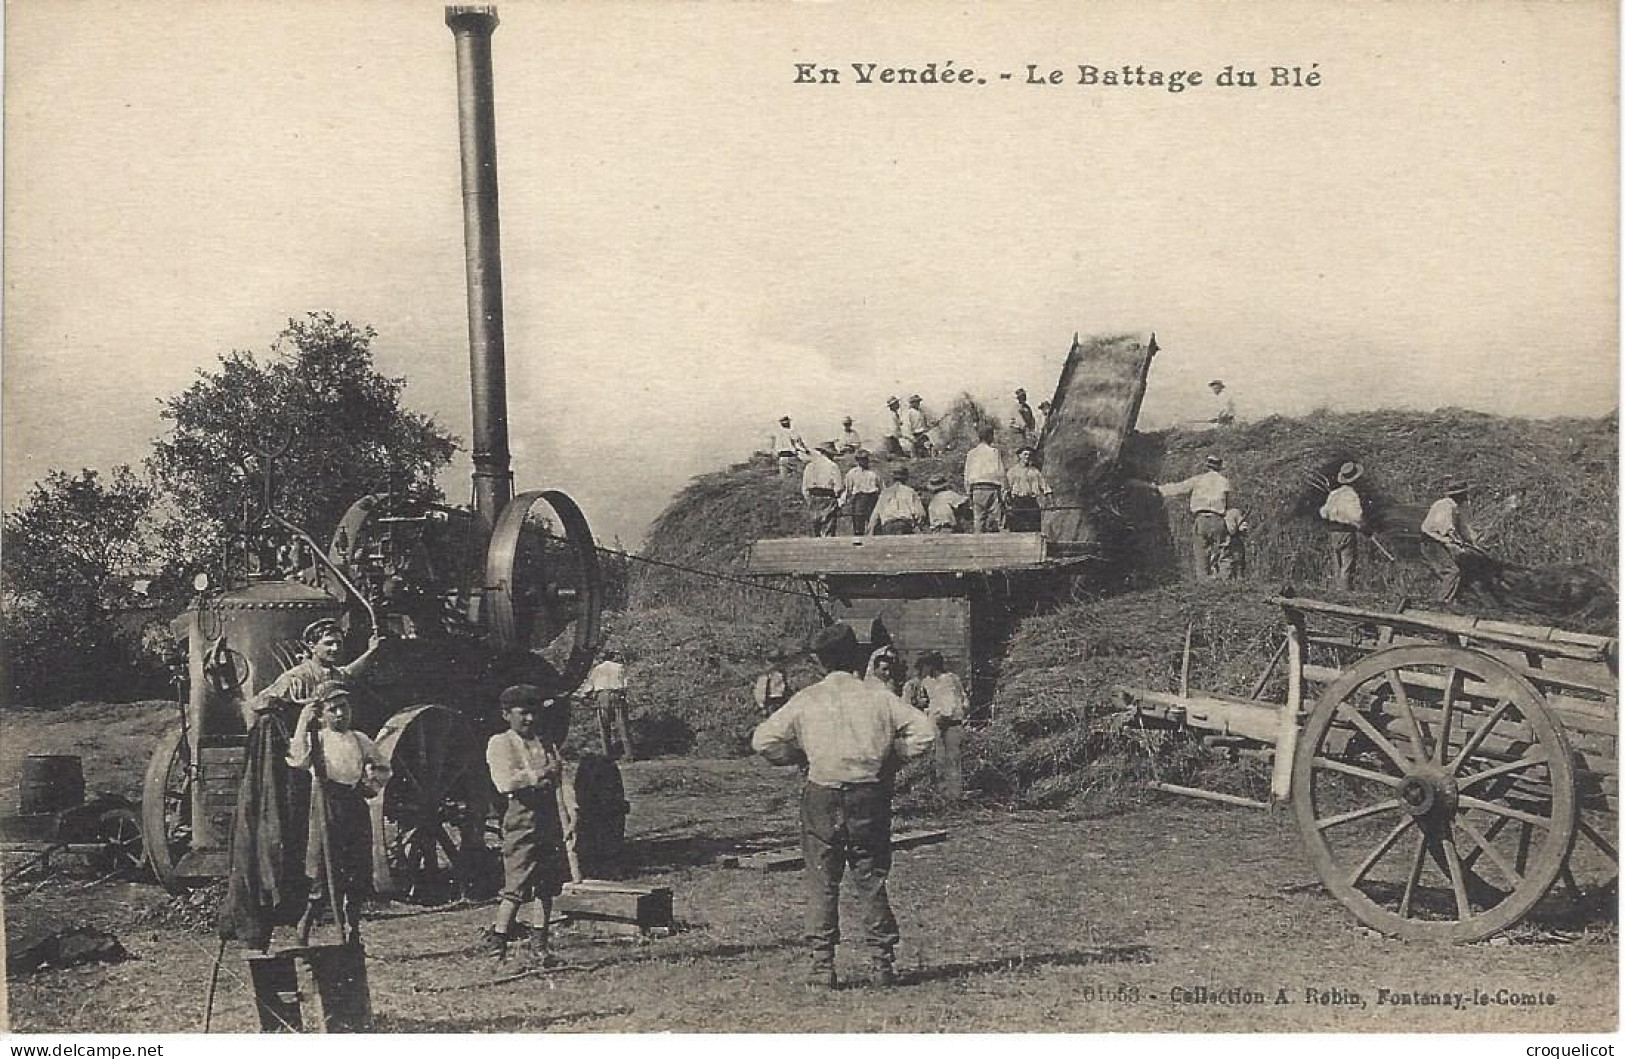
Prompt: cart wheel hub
<box><xmin>1398</xmin><ymin>770</ymin><xmax>1456</xmax><ymax>820</ymax></box>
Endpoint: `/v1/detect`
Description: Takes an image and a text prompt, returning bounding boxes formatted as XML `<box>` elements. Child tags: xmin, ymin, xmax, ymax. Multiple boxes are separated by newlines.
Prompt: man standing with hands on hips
<box><xmin>752</xmin><ymin>624</ymin><xmax>936</xmax><ymax>989</ymax></box>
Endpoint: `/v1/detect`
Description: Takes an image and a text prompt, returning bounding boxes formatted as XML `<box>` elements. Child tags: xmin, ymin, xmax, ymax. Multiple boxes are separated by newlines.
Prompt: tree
<box><xmin>148</xmin><ymin>313</ymin><xmax>460</xmax><ymax>574</ymax></box>
<box><xmin>2</xmin><ymin>466</ymin><xmax>160</xmax><ymax>704</ymax></box>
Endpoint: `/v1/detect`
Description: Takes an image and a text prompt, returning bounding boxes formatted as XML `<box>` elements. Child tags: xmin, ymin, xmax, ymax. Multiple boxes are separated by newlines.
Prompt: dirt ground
<box><xmin>3</xmin><ymin>733</ymin><xmax>1615</xmax><ymax>1035</ymax></box>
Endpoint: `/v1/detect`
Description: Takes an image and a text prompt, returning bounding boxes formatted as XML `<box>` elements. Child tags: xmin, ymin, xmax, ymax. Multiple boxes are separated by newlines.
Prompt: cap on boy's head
<box><xmin>312</xmin><ymin>680</ymin><xmax>353</xmax><ymax>705</ymax></box>
<box><xmin>500</xmin><ymin>684</ymin><xmax>544</xmax><ymax>711</ymax></box>
<box><xmin>302</xmin><ymin>618</ymin><xmax>342</xmax><ymax>645</ymax></box>
<box><xmin>1204</xmin><ymin>454</ymin><xmax>1224</xmax><ymax>470</ymax></box>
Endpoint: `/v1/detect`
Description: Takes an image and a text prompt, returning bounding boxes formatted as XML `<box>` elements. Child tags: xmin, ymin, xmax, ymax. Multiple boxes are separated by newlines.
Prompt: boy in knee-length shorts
<box><xmin>484</xmin><ymin>684</ymin><xmax>572</xmax><ymax>962</ymax></box>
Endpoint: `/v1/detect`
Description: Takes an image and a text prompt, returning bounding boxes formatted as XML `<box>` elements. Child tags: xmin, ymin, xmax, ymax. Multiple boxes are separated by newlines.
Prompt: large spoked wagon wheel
<box><xmin>485</xmin><ymin>489</ymin><xmax>605</xmax><ymax>692</ymax></box>
<box><xmin>370</xmin><ymin>705</ymin><xmax>492</xmax><ymax>904</ymax></box>
<box><xmin>1292</xmin><ymin>645</ymin><xmax>1578</xmax><ymax>942</ymax></box>
<box><xmin>141</xmin><ymin>722</ymin><xmax>194</xmax><ymax>892</ymax></box>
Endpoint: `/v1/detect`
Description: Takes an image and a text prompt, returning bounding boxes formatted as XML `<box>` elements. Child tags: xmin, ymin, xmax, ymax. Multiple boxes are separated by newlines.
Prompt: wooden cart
<box><xmin>1118</xmin><ymin>596</ymin><xmax>1618</xmax><ymax>942</ymax></box>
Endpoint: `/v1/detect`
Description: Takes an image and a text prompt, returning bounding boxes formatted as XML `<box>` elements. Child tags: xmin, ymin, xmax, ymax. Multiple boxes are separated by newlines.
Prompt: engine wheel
<box><xmin>141</xmin><ymin>722</ymin><xmax>193</xmax><ymax>892</ymax></box>
<box><xmin>370</xmin><ymin>705</ymin><xmax>493</xmax><ymax>904</ymax></box>
<box><xmin>484</xmin><ymin>490</ymin><xmax>605</xmax><ymax>692</ymax></box>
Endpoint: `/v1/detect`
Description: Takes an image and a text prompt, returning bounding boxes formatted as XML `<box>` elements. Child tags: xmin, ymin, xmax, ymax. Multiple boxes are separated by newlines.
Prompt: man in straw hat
<box><xmin>837</xmin><ymin>415</ymin><xmax>863</xmax><ymax>455</ymax></box>
<box><xmin>905</xmin><ymin>394</ymin><xmax>933</xmax><ymax>457</ymax></box>
<box><xmin>1011</xmin><ymin>387</ymin><xmax>1037</xmax><ymax>443</ymax></box>
<box><xmin>924</xmin><ymin>473</ymin><xmax>968</xmax><ymax>533</ymax></box>
<box><xmin>768</xmin><ymin>414</ymin><xmax>810</xmax><ymax>477</ymax></box>
<box><xmin>844</xmin><ymin>449</ymin><xmax>882</xmax><ymax>536</ymax></box>
<box><xmin>751</xmin><ymin>623</ymin><xmax>936</xmax><ymax>989</ymax></box>
<box><xmin>1149</xmin><ymin>454</ymin><xmax>1234</xmax><ymax>578</ymax></box>
<box><xmin>802</xmin><ymin>441</ymin><xmax>846</xmax><ymax>537</ymax></box>
<box><xmin>1207</xmin><ymin>379</ymin><xmax>1236</xmax><ymax>426</ymax></box>
<box><xmin>867</xmin><ymin>466</ymin><xmax>926</xmax><ymax>535</ymax></box>
<box><xmin>1319</xmin><ymin>461</ymin><xmax>1367</xmax><ymax>590</ymax></box>
<box><xmin>882</xmin><ymin>396</ymin><xmax>909</xmax><ymax>458</ymax></box>
<box><xmin>286</xmin><ymin>680</ymin><xmax>391</xmax><ymax>946</ymax></box>
<box><xmin>1419</xmin><ymin>480</ymin><xmax>1492</xmax><ymax>604</ymax></box>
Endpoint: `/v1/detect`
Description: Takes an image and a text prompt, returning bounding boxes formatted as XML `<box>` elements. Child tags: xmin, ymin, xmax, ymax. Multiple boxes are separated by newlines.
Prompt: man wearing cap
<box><xmin>963</xmin><ymin>423</ymin><xmax>1007</xmax><ymax>533</ymax></box>
<box><xmin>1005</xmin><ymin>446</ymin><xmax>1053</xmax><ymax>533</ymax></box>
<box><xmin>1011</xmin><ymin>388</ymin><xmax>1037</xmax><ymax>443</ymax></box>
<box><xmin>1208</xmin><ymin>380</ymin><xmax>1236</xmax><ymax>425</ymax></box>
<box><xmin>837</xmin><ymin>416</ymin><xmax>863</xmax><ymax>455</ymax></box>
<box><xmin>286</xmin><ymin>680</ymin><xmax>391</xmax><ymax>946</ymax></box>
<box><xmin>752</xmin><ymin>623</ymin><xmax>936</xmax><ymax>989</ymax></box>
<box><xmin>1153</xmin><ymin>455</ymin><xmax>1234</xmax><ymax>578</ymax></box>
<box><xmin>255</xmin><ymin>619</ymin><xmax>383</xmax><ymax>723</ymax></box>
<box><xmin>802</xmin><ymin>442</ymin><xmax>846</xmax><ymax>537</ymax></box>
<box><xmin>768</xmin><ymin>415</ymin><xmax>810</xmax><ymax>477</ymax></box>
<box><xmin>867</xmin><ymin>466</ymin><xmax>926</xmax><ymax>535</ymax></box>
<box><xmin>905</xmin><ymin>395</ymin><xmax>932</xmax><ymax>457</ymax></box>
<box><xmin>844</xmin><ymin>450</ymin><xmax>882</xmax><ymax>536</ymax></box>
<box><xmin>925</xmin><ymin>474</ymin><xmax>968</xmax><ymax>533</ymax></box>
<box><xmin>883</xmin><ymin>397</ymin><xmax>909</xmax><ymax>458</ymax></box>
<box><xmin>1319</xmin><ymin>461</ymin><xmax>1367</xmax><ymax>591</ymax></box>
<box><xmin>1420</xmin><ymin>482</ymin><xmax>1485</xmax><ymax>603</ymax></box>
<box><xmin>580</xmin><ymin>650</ymin><xmax>635</xmax><ymax>760</ymax></box>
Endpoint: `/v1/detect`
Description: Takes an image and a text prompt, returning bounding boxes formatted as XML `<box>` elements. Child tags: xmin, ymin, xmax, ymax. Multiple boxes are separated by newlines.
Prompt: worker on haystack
<box><xmin>1150</xmin><ymin>454</ymin><xmax>1233</xmax><ymax>578</ymax></box>
<box><xmin>868</xmin><ymin>465</ymin><xmax>926</xmax><ymax>535</ymax></box>
<box><xmin>1005</xmin><ymin>445</ymin><xmax>1053</xmax><ymax>532</ymax></box>
<box><xmin>838</xmin><ymin>416</ymin><xmax>863</xmax><ymax>455</ymax></box>
<box><xmin>802</xmin><ymin>442</ymin><xmax>846</xmax><ymax>537</ymax></box>
<box><xmin>963</xmin><ymin>423</ymin><xmax>1007</xmax><ymax>533</ymax></box>
<box><xmin>1208</xmin><ymin>379</ymin><xmax>1236</xmax><ymax>425</ymax></box>
<box><xmin>844</xmin><ymin>449</ymin><xmax>882</xmax><ymax>536</ymax></box>
<box><xmin>768</xmin><ymin>415</ymin><xmax>810</xmax><ymax>477</ymax></box>
<box><xmin>752</xmin><ymin>623</ymin><xmax>936</xmax><ymax>989</ymax></box>
<box><xmin>905</xmin><ymin>394</ymin><xmax>933</xmax><ymax>456</ymax></box>
<box><xmin>1420</xmin><ymin>481</ymin><xmax>1490</xmax><ymax>604</ymax></box>
<box><xmin>924</xmin><ymin>473</ymin><xmax>968</xmax><ymax>533</ymax></box>
<box><xmin>286</xmin><ymin>680</ymin><xmax>391</xmax><ymax>947</ymax></box>
<box><xmin>255</xmin><ymin>618</ymin><xmax>383</xmax><ymax>725</ymax></box>
<box><xmin>1011</xmin><ymin>388</ymin><xmax>1037</xmax><ymax>444</ymax></box>
<box><xmin>1319</xmin><ymin>461</ymin><xmax>1366</xmax><ymax>591</ymax></box>
<box><xmin>1036</xmin><ymin>400</ymin><xmax>1052</xmax><ymax>441</ymax></box>
<box><xmin>1217</xmin><ymin>507</ymin><xmax>1250</xmax><ymax>580</ymax></box>
<box><xmin>483</xmin><ymin>684</ymin><xmax>571</xmax><ymax>963</ymax></box>
<box><xmin>883</xmin><ymin>396</ymin><xmax>909</xmax><ymax>458</ymax></box>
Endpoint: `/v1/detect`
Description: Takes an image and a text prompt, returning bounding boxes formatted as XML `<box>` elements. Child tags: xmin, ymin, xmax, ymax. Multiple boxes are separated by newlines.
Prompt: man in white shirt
<box><xmin>867</xmin><ymin>467</ymin><xmax>926</xmax><ymax>535</ymax></box>
<box><xmin>768</xmin><ymin>415</ymin><xmax>809</xmax><ymax>477</ymax></box>
<box><xmin>483</xmin><ymin>685</ymin><xmax>571</xmax><ymax>961</ymax></box>
<box><xmin>963</xmin><ymin>424</ymin><xmax>1007</xmax><ymax>533</ymax></box>
<box><xmin>1319</xmin><ymin>461</ymin><xmax>1366</xmax><ymax>591</ymax></box>
<box><xmin>801</xmin><ymin>443</ymin><xmax>845</xmax><ymax>537</ymax></box>
<box><xmin>752</xmin><ymin>623</ymin><xmax>935</xmax><ymax>989</ymax></box>
<box><xmin>883</xmin><ymin>396</ymin><xmax>909</xmax><ymax>458</ymax></box>
<box><xmin>905</xmin><ymin>395</ymin><xmax>932</xmax><ymax>456</ymax></box>
<box><xmin>1005</xmin><ymin>446</ymin><xmax>1053</xmax><ymax>533</ymax></box>
<box><xmin>1208</xmin><ymin>380</ymin><xmax>1236</xmax><ymax>425</ymax></box>
<box><xmin>1420</xmin><ymin>481</ymin><xmax>1483</xmax><ymax>603</ymax></box>
<box><xmin>581</xmin><ymin>651</ymin><xmax>634</xmax><ymax>760</ymax></box>
<box><xmin>1151</xmin><ymin>454</ymin><xmax>1234</xmax><ymax>578</ymax></box>
<box><xmin>837</xmin><ymin>416</ymin><xmax>863</xmax><ymax>455</ymax></box>
<box><xmin>902</xmin><ymin>651</ymin><xmax>969</xmax><ymax>802</ymax></box>
<box><xmin>843</xmin><ymin>450</ymin><xmax>882</xmax><ymax>536</ymax></box>
<box><xmin>924</xmin><ymin>474</ymin><xmax>968</xmax><ymax>533</ymax></box>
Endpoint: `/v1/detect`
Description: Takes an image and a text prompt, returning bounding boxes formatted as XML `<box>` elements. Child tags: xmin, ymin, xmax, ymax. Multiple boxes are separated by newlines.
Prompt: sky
<box><xmin>4</xmin><ymin>0</ymin><xmax>1618</xmax><ymax>552</ymax></box>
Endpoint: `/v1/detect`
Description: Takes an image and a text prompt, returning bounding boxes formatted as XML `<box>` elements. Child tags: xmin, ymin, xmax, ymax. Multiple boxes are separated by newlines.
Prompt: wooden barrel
<box><xmin>20</xmin><ymin>755</ymin><xmax>84</xmax><ymax>814</ymax></box>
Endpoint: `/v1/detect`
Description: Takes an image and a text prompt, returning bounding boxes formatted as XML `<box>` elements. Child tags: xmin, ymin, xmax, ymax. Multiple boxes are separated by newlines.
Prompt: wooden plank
<box><xmin>721</xmin><ymin>829</ymin><xmax>948</xmax><ymax>871</ymax></box>
<box><xmin>1271</xmin><ymin>596</ymin><xmax>1612</xmax><ymax>663</ymax></box>
<box><xmin>1148</xmin><ymin>782</ymin><xmax>1270</xmax><ymax>810</ymax></box>
<box><xmin>554</xmin><ymin>882</ymin><xmax>673</xmax><ymax>929</ymax></box>
<box><xmin>1117</xmin><ymin>686</ymin><xmax>1285</xmax><ymax>745</ymax></box>
<box><xmin>747</xmin><ymin>534</ymin><xmax>1045</xmax><ymax>576</ymax></box>
<box><xmin>1300</xmin><ymin>664</ymin><xmax>1616</xmax><ymax>736</ymax></box>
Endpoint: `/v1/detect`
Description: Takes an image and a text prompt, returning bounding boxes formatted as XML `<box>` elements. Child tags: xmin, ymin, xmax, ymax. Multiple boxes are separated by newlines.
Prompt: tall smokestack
<box><xmin>446</xmin><ymin>5</ymin><xmax>512</xmax><ymax>535</ymax></box>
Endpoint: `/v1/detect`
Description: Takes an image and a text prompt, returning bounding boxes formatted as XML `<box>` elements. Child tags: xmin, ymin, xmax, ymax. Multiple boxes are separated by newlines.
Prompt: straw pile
<box><xmin>1118</xmin><ymin>409</ymin><xmax>1617</xmax><ymax>619</ymax></box>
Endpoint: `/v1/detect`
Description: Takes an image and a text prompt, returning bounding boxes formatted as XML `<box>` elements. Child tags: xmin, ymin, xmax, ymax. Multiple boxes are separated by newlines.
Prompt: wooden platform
<box><xmin>746</xmin><ymin>534</ymin><xmax>1047</xmax><ymax>576</ymax></box>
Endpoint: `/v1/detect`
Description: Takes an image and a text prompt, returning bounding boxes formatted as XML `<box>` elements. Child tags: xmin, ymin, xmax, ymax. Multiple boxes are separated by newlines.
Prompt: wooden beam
<box><xmin>720</xmin><ymin>829</ymin><xmax>948</xmax><ymax>871</ymax></box>
<box><xmin>747</xmin><ymin>534</ymin><xmax>1045</xmax><ymax>576</ymax></box>
<box><xmin>1148</xmin><ymin>781</ymin><xmax>1270</xmax><ymax>810</ymax></box>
